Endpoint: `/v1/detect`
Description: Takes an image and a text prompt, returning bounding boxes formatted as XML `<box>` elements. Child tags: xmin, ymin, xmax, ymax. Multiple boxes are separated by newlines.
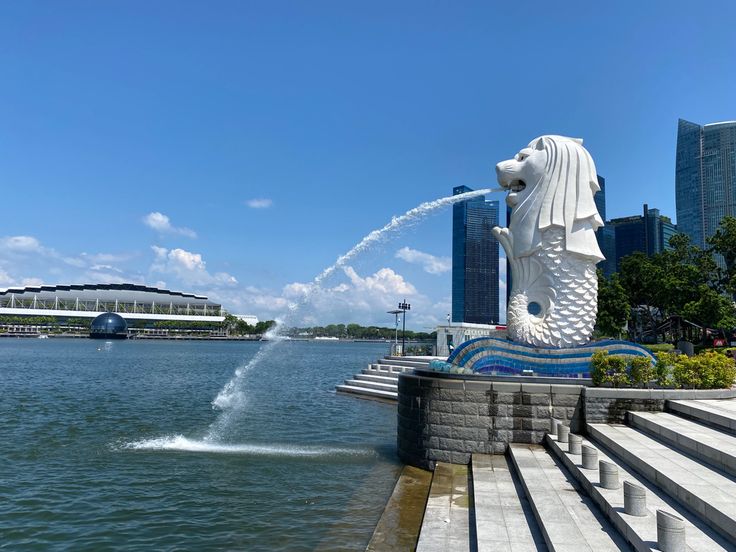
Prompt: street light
<box><xmin>398</xmin><ymin>300</ymin><xmax>411</xmax><ymax>356</ymax></box>
<box><xmin>387</xmin><ymin>309</ymin><xmax>401</xmax><ymax>349</ymax></box>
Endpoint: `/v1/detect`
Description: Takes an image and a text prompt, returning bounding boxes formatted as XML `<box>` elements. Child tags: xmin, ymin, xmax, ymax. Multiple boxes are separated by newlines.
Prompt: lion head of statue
<box><xmin>495</xmin><ymin>135</ymin><xmax>604</xmax><ymax>262</ymax></box>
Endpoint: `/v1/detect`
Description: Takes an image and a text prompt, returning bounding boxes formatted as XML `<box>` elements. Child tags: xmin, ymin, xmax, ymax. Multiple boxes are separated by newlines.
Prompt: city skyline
<box><xmin>1</xmin><ymin>3</ymin><xmax>734</xmax><ymax>329</ymax></box>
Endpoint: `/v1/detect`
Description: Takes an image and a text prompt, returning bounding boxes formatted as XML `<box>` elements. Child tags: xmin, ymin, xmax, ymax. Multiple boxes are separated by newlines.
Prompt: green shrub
<box><xmin>696</xmin><ymin>351</ymin><xmax>736</xmax><ymax>389</ymax></box>
<box><xmin>654</xmin><ymin>352</ymin><xmax>677</xmax><ymax>387</ymax></box>
<box><xmin>590</xmin><ymin>351</ymin><xmax>635</xmax><ymax>387</ymax></box>
<box><xmin>608</xmin><ymin>356</ymin><xmax>632</xmax><ymax>387</ymax></box>
<box><xmin>630</xmin><ymin>356</ymin><xmax>654</xmax><ymax>387</ymax></box>
<box><xmin>590</xmin><ymin>350</ymin><xmax>735</xmax><ymax>389</ymax></box>
<box><xmin>672</xmin><ymin>355</ymin><xmax>701</xmax><ymax>388</ymax></box>
<box><xmin>670</xmin><ymin>351</ymin><xmax>736</xmax><ymax>389</ymax></box>
<box><xmin>590</xmin><ymin>350</ymin><xmax>610</xmax><ymax>386</ymax></box>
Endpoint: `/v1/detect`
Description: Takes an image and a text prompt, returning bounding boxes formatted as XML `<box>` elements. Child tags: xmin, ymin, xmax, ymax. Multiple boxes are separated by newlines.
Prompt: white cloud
<box><xmin>143</xmin><ymin>212</ymin><xmax>197</xmax><ymax>238</ymax></box>
<box><xmin>239</xmin><ymin>266</ymin><xmax>426</xmax><ymax>327</ymax></box>
<box><xmin>0</xmin><ymin>236</ymin><xmax>43</xmax><ymax>252</ymax></box>
<box><xmin>0</xmin><ymin>235</ymin><xmax>145</xmax><ymax>290</ymax></box>
<box><xmin>395</xmin><ymin>247</ymin><xmax>451</xmax><ymax>275</ymax></box>
<box><xmin>343</xmin><ymin>266</ymin><xmax>417</xmax><ymax>295</ymax></box>
<box><xmin>245</xmin><ymin>198</ymin><xmax>273</xmax><ymax>209</ymax></box>
<box><xmin>150</xmin><ymin>246</ymin><xmax>238</xmax><ymax>287</ymax></box>
<box><xmin>90</xmin><ymin>264</ymin><xmax>122</xmax><ymax>273</ymax></box>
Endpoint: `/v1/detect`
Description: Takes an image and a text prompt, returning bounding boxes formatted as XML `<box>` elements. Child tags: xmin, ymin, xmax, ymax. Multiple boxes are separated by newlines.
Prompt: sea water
<box><xmin>0</xmin><ymin>339</ymin><xmax>398</xmax><ymax>550</ymax></box>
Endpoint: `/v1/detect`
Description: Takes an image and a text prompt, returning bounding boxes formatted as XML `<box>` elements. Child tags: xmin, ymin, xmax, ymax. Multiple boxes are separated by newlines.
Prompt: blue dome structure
<box><xmin>89</xmin><ymin>312</ymin><xmax>128</xmax><ymax>339</ymax></box>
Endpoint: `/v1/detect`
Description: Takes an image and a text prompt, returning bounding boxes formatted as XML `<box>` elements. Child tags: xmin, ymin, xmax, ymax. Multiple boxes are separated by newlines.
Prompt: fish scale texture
<box><xmin>507</xmin><ymin>228</ymin><xmax>598</xmax><ymax>348</ymax></box>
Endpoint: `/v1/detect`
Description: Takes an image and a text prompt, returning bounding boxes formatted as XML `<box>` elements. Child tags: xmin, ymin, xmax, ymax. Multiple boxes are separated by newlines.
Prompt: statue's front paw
<box><xmin>492</xmin><ymin>226</ymin><xmax>513</xmax><ymax>256</ymax></box>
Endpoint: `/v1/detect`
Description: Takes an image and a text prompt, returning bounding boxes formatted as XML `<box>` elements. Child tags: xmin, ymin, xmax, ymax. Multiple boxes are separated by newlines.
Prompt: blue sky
<box><xmin>1</xmin><ymin>2</ymin><xmax>734</xmax><ymax>329</ymax></box>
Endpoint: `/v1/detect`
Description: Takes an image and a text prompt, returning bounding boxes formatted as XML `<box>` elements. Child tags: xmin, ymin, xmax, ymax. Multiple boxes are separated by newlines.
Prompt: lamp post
<box><xmin>387</xmin><ymin>309</ymin><xmax>401</xmax><ymax>352</ymax></box>
<box><xmin>398</xmin><ymin>300</ymin><xmax>411</xmax><ymax>356</ymax></box>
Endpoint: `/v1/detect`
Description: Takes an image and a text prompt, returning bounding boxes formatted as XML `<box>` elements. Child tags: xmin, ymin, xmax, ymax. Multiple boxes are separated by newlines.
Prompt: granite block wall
<box><xmin>398</xmin><ymin>371</ymin><xmax>736</xmax><ymax>470</ymax></box>
<box><xmin>397</xmin><ymin>372</ymin><xmax>584</xmax><ymax>470</ymax></box>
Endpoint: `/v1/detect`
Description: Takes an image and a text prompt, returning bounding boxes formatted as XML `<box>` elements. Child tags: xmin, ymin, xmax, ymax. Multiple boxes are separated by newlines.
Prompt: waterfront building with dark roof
<box><xmin>0</xmin><ymin>283</ymin><xmax>225</xmax><ymax>323</ymax></box>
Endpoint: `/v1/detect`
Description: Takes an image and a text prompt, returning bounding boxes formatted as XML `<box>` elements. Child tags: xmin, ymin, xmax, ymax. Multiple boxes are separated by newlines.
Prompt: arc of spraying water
<box><xmin>205</xmin><ymin>187</ymin><xmax>494</xmax><ymax>442</ymax></box>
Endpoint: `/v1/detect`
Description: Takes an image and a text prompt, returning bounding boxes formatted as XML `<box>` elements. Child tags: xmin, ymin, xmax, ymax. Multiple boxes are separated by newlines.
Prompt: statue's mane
<box><xmin>511</xmin><ymin>135</ymin><xmax>604</xmax><ymax>261</ymax></box>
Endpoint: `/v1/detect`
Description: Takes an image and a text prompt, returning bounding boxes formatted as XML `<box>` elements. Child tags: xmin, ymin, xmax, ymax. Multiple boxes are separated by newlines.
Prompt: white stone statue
<box><xmin>493</xmin><ymin>135</ymin><xmax>604</xmax><ymax>348</ymax></box>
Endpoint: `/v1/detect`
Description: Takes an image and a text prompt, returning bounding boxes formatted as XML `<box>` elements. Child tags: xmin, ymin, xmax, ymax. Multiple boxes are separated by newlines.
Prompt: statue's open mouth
<box><xmin>509</xmin><ymin>179</ymin><xmax>526</xmax><ymax>193</ymax></box>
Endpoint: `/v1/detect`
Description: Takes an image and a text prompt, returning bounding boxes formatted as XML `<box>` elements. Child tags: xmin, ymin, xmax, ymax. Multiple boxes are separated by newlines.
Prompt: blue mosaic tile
<box><xmin>440</xmin><ymin>337</ymin><xmax>654</xmax><ymax>378</ymax></box>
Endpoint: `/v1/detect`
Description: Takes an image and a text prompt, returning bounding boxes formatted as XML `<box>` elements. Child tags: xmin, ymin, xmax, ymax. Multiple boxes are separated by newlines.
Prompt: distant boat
<box><xmin>38</xmin><ymin>334</ymin><xmax>49</xmax><ymax>339</ymax></box>
<box><xmin>314</xmin><ymin>336</ymin><xmax>339</xmax><ymax>341</ymax></box>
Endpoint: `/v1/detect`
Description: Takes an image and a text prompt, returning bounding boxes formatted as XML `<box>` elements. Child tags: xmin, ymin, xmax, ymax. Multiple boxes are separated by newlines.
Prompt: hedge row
<box><xmin>590</xmin><ymin>350</ymin><xmax>736</xmax><ymax>389</ymax></box>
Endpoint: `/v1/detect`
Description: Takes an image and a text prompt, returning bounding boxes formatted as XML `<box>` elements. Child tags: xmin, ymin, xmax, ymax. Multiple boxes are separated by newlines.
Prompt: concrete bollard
<box><xmin>549</xmin><ymin>418</ymin><xmax>558</xmax><ymax>436</ymax></box>
<box><xmin>555</xmin><ymin>420</ymin><xmax>563</xmax><ymax>436</ymax></box>
<box><xmin>582</xmin><ymin>444</ymin><xmax>598</xmax><ymax>469</ymax></box>
<box><xmin>623</xmin><ymin>481</ymin><xmax>647</xmax><ymax>516</ymax></box>
<box><xmin>657</xmin><ymin>510</ymin><xmax>686</xmax><ymax>552</ymax></box>
<box><xmin>558</xmin><ymin>424</ymin><xmax>570</xmax><ymax>443</ymax></box>
<box><xmin>568</xmin><ymin>434</ymin><xmax>582</xmax><ymax>455</ymax></box>
<box><xmin>599</xmin><ymin>460</ymin><xmax>620</xmax><ymax>489</ymax></box>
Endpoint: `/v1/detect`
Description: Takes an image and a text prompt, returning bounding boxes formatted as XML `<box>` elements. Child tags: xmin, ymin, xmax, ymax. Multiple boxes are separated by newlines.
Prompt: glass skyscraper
<box><xmin>676</xmin><ymin>118</ymin><xmax>736</xmax><ymax>248</ymax></box>
<box><xmin>452</xmin><ymin>186</ymin><xmax>500</xmax><ymax>324</ymax></box>
<box><xmin>602</xmin><ymin>205</ymin><xmax>677</xmax><ymax>276</ymax></box>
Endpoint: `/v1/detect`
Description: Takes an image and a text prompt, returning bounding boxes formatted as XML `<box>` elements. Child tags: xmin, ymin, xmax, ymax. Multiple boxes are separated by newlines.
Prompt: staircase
<box><xmin>370</xmin><ymin>397</ymin><xmax>736</xmax><ymax>551</ymax></box>
<box><xmin>336</xmin><ymin>356</ymin><xmax>435</xmax><ymax>402</ymax></box>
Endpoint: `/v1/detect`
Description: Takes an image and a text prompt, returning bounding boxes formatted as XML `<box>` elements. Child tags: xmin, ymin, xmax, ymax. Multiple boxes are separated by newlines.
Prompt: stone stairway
<box><xmin>375</xmin><ymin>397</ymin><xmax>736</xmax><ymax>552</ymax></box>
<box><xmin>336</xmin><ymin>356</ymin><xmax>435</xmax><ymax>402</ymax></box>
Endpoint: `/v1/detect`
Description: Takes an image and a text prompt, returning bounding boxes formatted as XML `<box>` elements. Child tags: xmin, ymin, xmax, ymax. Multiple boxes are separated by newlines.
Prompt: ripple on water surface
<box><xmin>0</xmin><ymin>339</ymin><xmax>400</xmax><ymax>550</ymax></box>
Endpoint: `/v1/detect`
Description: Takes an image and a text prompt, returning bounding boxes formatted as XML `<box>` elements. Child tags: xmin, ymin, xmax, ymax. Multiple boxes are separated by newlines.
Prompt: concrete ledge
<box><xmin>366</xmin><ymin>465</ymin><xmax>432</xmax><ymax>552</ymax></box>
<box><xmin>585</xmin><ymin>388</ymin><xmax>736</xmax><ymax>399</ymax></box>
<box><xmin>413</xmin><ymin>368</ymin><xmax>592</xmax><ymax>386</ymax></box>
<box><xmin>667</xmin><ymin>400</ymin><xmax>736</xmax><ymax>434</ymax></box>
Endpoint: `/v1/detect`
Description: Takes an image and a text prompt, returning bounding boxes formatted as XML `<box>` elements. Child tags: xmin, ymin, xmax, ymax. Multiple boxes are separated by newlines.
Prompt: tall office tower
<box><xmin>452</xmin><ymin>186</ymin><xmax>500</xmax><ymax>324</ymax></box>
<box><xmin>594</xmin><ymin>175</ymin><xmax>606</xmax><ymax>221</ymax></box>
<box><xmin>676</xmin><ymin>119</ymin><xmax>736</xmax><ymax>248</ymax></box>
<box><xmin>605</xmin><ymin>204</ymin><xmax>677</xmax><ymax>274</ymax></box>
<box><xmin>593</xmin><ymin>175</ymin><xmax>615</xmax><ymax>276</ymax></box>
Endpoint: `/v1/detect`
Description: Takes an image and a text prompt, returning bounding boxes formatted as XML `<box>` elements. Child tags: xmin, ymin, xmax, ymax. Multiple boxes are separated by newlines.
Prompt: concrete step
<box><xmin>354</xmin><ymin>373</ymin><xmax>399</xmax><ymax>384</ymax></box>
<box><xmin>546</xmin><ymin>432</ymin><xmax>731</xmax><ymax>551</ymax></box>
<box><xmin>416</xmin><ymin>463</ymin><xmax>472</xmax><ymax>552</ymax></box>
<box><xmin>508</xmin><ymin>444</ymin><xmax>629</xmax><ymax>551</ymax></box>
<box><xmin>588</xmin><ymin>423</ymin><xmax>736</xmax><ymax>541</ymax></box>
<box><xmin>364</xmin><ymin>367</ymin><xmax>401</xmax><ymax>378</ymax></box>
<box><xmin>343</xmin><ymin>379</ymin><xmax>397</xmax><ymax>392</ymax></box>
<box><xmin>380</xmin><ymin>357</ymin><xmax>432</xmax><ymax>369</ymax></box>
<box><xmin>667</xmin><ymin>399</ymin><xmax>736</xmax><ymax>435</ymax></box>
<box><xmin>334</xmin><ymin>384</ymin><xmax>397</xmax><ymax>401</ymax></box>
<box><xmin>371</xmin><ymin>363</ymin><xmax>415</xmax><ymax>374</ymax></box>
<box><xmin>471</xmin><ymin>453</ymin><xmax>547</xmax><ymax>551</ymax></box>
<box><xmin>629</xmin><ymin>411</ymin><xmax>736</xmax><ymax>478</ymax></box>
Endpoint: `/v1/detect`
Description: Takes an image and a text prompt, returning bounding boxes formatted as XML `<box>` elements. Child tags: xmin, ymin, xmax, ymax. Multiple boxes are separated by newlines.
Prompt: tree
<box><xmin>595</xmin><ymin>270</ymin><xmax>630</xmax><ymax>338</ymax></box>
<box><xmin>682</xmin><ymin>285</ymin><xmax>736</xmax><ymax>330</ymax></box>
<box><xmin>707</xmin><ymin>215</ymin><xmax>736</xmax><ymax>295</ymax></box>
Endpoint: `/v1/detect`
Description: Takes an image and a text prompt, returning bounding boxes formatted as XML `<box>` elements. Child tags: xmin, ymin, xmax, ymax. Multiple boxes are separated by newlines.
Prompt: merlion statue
<box><xmin>493</xmin><ymin>135</ymin><xmax>604</xmax><ymax>348</ymax></box>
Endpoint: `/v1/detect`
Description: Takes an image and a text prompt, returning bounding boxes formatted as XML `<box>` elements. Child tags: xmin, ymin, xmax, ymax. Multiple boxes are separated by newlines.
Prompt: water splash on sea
<box><xmin>203</xmin><ymin>188</ymin><xmax>492</xmax><ymax>441</ymax></box>
<box><xmin>118</xmin><ymin>435</ymin><xmax>375</xmax><ymax>460</ymax></box>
